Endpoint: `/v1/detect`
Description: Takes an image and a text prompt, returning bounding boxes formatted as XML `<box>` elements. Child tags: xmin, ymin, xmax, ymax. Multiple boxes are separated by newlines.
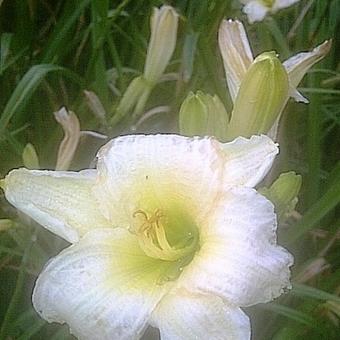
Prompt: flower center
<box><xmin>132</xmin><ymin>208</ymin><xmax>198</xmax><ymax>262</ymax></box>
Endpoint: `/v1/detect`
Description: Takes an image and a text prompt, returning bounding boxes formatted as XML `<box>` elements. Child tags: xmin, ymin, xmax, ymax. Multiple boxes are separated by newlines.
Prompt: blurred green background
<box><xmin>0</xmin><ymin>0</ymin><xmax>340</xmax><ymax>339</ymax></box>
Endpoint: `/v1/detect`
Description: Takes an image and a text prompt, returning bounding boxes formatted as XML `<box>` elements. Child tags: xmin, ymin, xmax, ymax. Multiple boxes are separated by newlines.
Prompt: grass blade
<box><xmin>0</xmin><ymin>234</ymin><xmax>34</xmax><ymax>340</ymax></box>
<box><xmin>292</xmin><ymin>283</ymin><xmax>340</xmax><ymax>303</ymax></box>
<box><xmin>260</xmin><ymin>303</ymin><xmax>315</xmax><ymax>326</ymax></box>
<box><xmin>41</xmin><ymin>0</ymin><xmax>91</xmax><ymax>63</ymax></box>
<box><xmin>284</xmin><ymin>173</ymin><xmax>340</xmax><ymax>243</ymax></box>
<box><xmin>0</xmin><ymin>64</ymin><xmax>62</xmax><ymax>135</ymax></box>
<box><xmin>0</xmin><ymin>64</ymin><xmax>84</xmax><ymax>138</ymax></box>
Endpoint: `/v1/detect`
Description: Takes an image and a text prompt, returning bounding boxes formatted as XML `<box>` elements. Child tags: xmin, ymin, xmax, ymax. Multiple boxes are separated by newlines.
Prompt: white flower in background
<box><xmin>219</xmin><ymin>19</ymin><xmax>331</xmax><ymax>104</ymax></box>
<box><xmin>218</xmin><ymin>19</ymin><xmax>331</xmax><ymax>138</ymax></box>
<box><xmin>240</xmin><ymin>0</ymin><xmax>300</xmax><ymax>23</ymax></box>
<box><xmin>144</xmin><ymin>6</ymin><xmax>179</xmax><ymax>84</ymax></box>
<box><xmin>1</xmin><ymin>134</ymin><xmax>293</xmax><ymax>340</ymax></box>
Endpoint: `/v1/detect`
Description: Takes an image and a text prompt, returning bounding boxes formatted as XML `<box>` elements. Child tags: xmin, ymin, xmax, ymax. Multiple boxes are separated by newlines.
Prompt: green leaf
<box><xmin>0</xmin><ymin>235</ymin><xmax>34</xmax><ymax>339</ymax></box>
<box><xmin>292</xmin><ymin>283</ymin><xmax>340</xmax><ymax>303</ymax></box>
<box><xmin>16</xmin><ymin>319</ymin><xmax>46</xmax><ymax>340</ymax></box>
<box><xmin>0</xmin><ymin>64</ymin><xmax>83</xmax><ymax>138</ymax></box>
<box><xmin>284</xmin><ymin>172</ymin><xmax>340</xmax><ymax>243</ymax></box>
<box><xmin>0</xmin><ymin>33</ymin><xmax>13</xmax><ymax>73</ymax></box>
<box><xmin>260</xmin><ymin>303</ymin><xmax>316</xmax><ymax>326</ymax></box>
<box><xmin>0</xmin><ymin>64</ymin><xmax>62</xmax><ymax>135</ymax></box>
<box><xmin>41</xmin><ymin>0</ymin><xmax>91</xmax><ymax>63</ymax></box>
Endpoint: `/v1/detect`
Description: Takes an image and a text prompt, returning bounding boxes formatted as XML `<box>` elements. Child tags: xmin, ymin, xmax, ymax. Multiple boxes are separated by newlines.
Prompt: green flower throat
<box><xmin>132</xmin><ymin>203</ymin><xmax>199</xmax><ymax>283</ymax></box>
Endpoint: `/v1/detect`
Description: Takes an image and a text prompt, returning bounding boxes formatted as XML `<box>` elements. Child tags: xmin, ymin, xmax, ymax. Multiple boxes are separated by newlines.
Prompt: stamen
<box><xmin>132</xmin><ymin>208</ymin><xmax>197</xmax><ymax>261</ymax></box>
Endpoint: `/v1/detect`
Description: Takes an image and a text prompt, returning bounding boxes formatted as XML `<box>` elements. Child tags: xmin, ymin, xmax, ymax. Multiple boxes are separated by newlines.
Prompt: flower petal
<box><xmin>289</xmin><ymin>86</ymin><xmax>309</xmax><ymax>103</ymax></box>
<box><xmin>242</xmin><ymin>2</ymin><xmax>269</xmax><ymax>24</ymax></box>
<box><xmin>150</xmin><ymin>290</ymin><xmax>250</xmax><ymax>340</ymax></box>
<box><xmin>178</xmin><ymin>186</ymin><xmax>293</xmax><ymax>307</ymax></box>
<box><xmin>283</xmin><ymin>40</ymin><xmax>332</xmax><ymax>88</ymax></box>
<box><xmin>33</xmin><ymin>228</ymin><xmax>172</xmax><ymax>340</ymax></box>
<box><xmin>144</xmin><ymin>6</ymin><xmax>179</xmax><ymax>83</ymax></box>
<box><xmin>2</xmin><ymin>168</ymin><xmax>110</xmax><ymax>243</ymax></box>
<box><xmin>54</xmin><ymin>107</ymin><xmax>81</xmax><ymax>171</ymax></box>
<box><xmin>273</xmin><ymin>0</ymin><xmax>300</xmax><ymax>11</ymax></box>
<box><xmin>218</xmin><ymin>20</ymin><xmax>253</xmax><ymax>102</ymax></box>
<box><xmin>93</xmin><ymin>134</ymin><xmax>224</xmax><ymax>227</ymax></box>
<box><xmin>221</xmin><ymin>135</ymin><xmax>278</xmax><ymax>187</ymax></box>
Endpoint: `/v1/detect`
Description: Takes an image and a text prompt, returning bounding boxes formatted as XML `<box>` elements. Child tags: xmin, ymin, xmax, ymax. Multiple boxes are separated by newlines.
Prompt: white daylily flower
<box><xmin>144</xmin><ymin>5</ymin><xmax>179</xmax><ymax>84</ymax></box>
<box><xmin>240</xmin><ymin>0</ymin><xmax>300</xmax><ymax>23</ymax></box>
<box><xmin>219</xmin><ymin>19</ymin><xmax>331</xmax><ymax>139</ymax></box>
<box><xmin>219</xmin><ymin>19</ymin><xmax>331</xmax><ymax>104</ymax></box>
<box><xmin>218</xmin><ymin>20</ymin><xmax>253</xmax><ymax>102</ymax></box>
<box><xmin>1</xmin><ymin>134</ymin><xmax>293</xmax><ymax>340</ymax></box>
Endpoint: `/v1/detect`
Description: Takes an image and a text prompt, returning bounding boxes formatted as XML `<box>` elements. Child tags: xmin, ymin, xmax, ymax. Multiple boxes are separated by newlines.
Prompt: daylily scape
<box><xmin>1</xmin><ymin>134</ymin><xmax>293</xmax><ymax>340</ymax></box>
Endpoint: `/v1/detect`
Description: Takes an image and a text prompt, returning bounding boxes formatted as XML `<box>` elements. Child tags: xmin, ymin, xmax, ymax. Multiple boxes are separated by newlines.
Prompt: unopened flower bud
<box><xmin>226</xmin><ymin>52</ymin><xmax>289</xmax><ymax>140</ymax></box>
<box><xmin>144</xmin><ymin>5</ymin><xmax>178</xmax><ymax>84</ymax></box>
<box><xmin>179</xmin><ymin>91</ymin><xmax>228</xmax><ymax>140</ymax></box>
<box><xmin>113</xmin><ymin>76</ymin><xmax>150</xmax><ymax>124</ymax></box>
<box><xmin>260</xmin><ymin>171</ymin><xmax>302</xmax><ymax>222</ymax></box>
<box><xmin>22</xmin><ymin>143</ymin><xmax>40</xmax><ymax>169</ymax></box>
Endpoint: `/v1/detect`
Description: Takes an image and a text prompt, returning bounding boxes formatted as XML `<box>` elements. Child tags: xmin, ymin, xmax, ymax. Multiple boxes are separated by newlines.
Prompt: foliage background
<box><xmin>0</xmin><ymin>0</ymin><xmax>339</xmax><ymax>339</ymax></box>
